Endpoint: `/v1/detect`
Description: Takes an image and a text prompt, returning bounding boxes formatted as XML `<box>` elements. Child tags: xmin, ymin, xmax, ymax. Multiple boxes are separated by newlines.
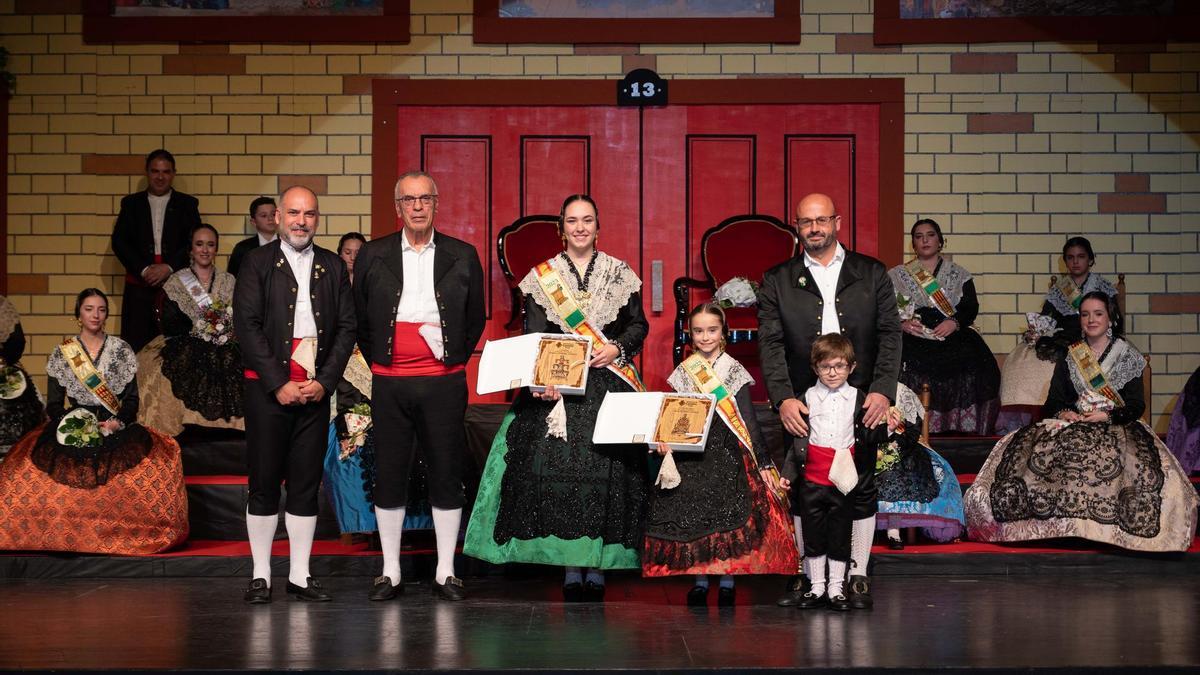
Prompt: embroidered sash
<box><xmin>60</xmin><ymin>337</ymin><xmax>121</xmax><ymax>415</ymax></box>
<box><xmin>533</xmin><ymin>259</ymin><xmax>645</xmax><ymax>392</ymax></box>
<box><xmin>178</xmin><ymin>268</ymin><xmax>213</xmax><ymax>311</ymax></box>
<box><xmin>1068</xmin><ymin>341</ymin><xmax>1125</xmax><ymax>407</ymax></box>
<box><xmin>1056</xmin><ymin>275</ymin><xmax>1084</xmax><ymax>310</ymax></box>
<box><xmin>680</xmin><ymin>353</ymin><xmax>754</xmax><ymax>454</ymax></box>
<box><xmin>903</xmin><ymin>259</ymin><xmax>956</xmax><ymax>317</ymax></box>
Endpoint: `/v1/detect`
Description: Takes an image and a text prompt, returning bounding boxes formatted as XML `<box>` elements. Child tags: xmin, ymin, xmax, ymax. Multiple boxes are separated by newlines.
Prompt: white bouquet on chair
<box><xmin>714</xmin><ymin>277</ymin><xmax>758</xmax><ymax>309</ymax></box>
<box><xmin>1023</xmin><ymin>312</ymin><xmax>1059</xmax><ymax>345</ymax></box>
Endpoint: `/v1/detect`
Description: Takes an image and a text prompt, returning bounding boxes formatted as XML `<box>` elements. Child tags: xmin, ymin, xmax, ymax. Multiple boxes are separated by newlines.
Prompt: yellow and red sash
<box><xmin>1056</xmin><ymin>275</ymin><xmax>1084</xmax><ymax>310</ymax></box>
<box><xmin>1068</xmin><ymin>340</ymin><xmax>1125</xmax><ymax>407</ymax></box>
<box><xmin>60</xmin><ymin>337</ymin><xmax>122</xmax><ymax>416</ymax></box>
<box><xmin>533</xmin><ymin>259</ymin><xmax>645</xmax><ymax>392</ymax></box>
<box><xmin>904</xmin><ymin>259</ymin><xmax>956</xmax><ymax>317</ymax></box>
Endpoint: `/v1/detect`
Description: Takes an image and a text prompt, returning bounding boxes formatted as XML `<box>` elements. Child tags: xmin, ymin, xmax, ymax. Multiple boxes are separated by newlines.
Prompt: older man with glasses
<box><xmin>757</xmin><ymin>192</ymin><xmax>901</xmax><ymax>611</ymax></box>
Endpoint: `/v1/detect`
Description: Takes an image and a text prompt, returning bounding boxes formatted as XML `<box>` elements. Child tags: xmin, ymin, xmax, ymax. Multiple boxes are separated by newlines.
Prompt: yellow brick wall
<box><xmin>2</xmin><ymin>1</ymin><xmax>1198</xmax><ymax>431</ymax></box>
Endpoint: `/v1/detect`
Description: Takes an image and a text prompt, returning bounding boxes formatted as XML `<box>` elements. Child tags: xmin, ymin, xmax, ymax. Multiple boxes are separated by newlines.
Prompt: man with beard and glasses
<box><xmin>233</xmin><ymin>185</ymin><xmax>356</xmax><ymax>604</ymax></box>
<box><xmin>757</xmin><ymin>192</ymin><xmax>901</xmax><ymax>611</ymax></box>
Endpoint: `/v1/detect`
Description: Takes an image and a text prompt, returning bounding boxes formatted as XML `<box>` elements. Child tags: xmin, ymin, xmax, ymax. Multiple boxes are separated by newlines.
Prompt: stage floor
<box><xmin>1</xmin><ymin>574</ymin><xmax>1198</xmax><ymax>672</ymax></box>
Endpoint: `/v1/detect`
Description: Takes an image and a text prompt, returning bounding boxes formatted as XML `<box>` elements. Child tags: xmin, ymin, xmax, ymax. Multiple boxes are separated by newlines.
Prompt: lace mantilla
<box><xmin>894</xmin><ymin>382</ymin><xmax>925</xmax><ymax>427</ymax></box>
<box><xmin>667</xmin><ymin>352</ymin><xmax>755</xmax><ymax>399</ymax></box>
<box><xmin>519</xmin><ymin>252</ymin><xmax>642</xmax><ymax>335</ymax></box>
<box><xmin>889</xmin><ymin>258</ymin><xmax>970</xmax><ymax>317</ymax></box>
<box><xmin>162</xmin><ymin>269</ymin><xmax>236</xmax><ymax>324</ymax></box>
<box><xmin>1067</xmin><ymin>338</ymin><xmax>1146</xmax><ymax>399</ymax></box>
<box><xmin>0</xmin><ymin>295</ymin><xmax>19</xmax><ymax>345</ymax></box>
<box><xmin>46</xmin><ymin>336</ymin><xmax>138</xmax><ymax>405</ymax></box>
<box><xmin>1045</xmin><ymin>273</ymin><xmax>1117</xmax><ymax>317</ymax></box>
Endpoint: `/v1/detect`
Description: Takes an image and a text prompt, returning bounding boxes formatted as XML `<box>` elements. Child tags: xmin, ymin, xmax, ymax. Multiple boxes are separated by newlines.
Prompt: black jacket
<box><xmin>111</xmin><ymin>190</ymin><xmax>201</xmax><ymax>277</ymax></box>
<box><xmin>352</xmin><ymin>230</ymin><xmax>485</xmax><ymax>369</ymax></box>
<box><xmin>227</xmin><ymin>235</ymin><xmax>263</xmax><ymax>278</ymax></box>
<box><xmin>757</xmin><ymin>249</ymin><xmax>901</xmax><ymax>409</ymax></box>
<box><xmin>233</xmin><ymin>240</ymin><xmax>357</xmax><ymax>395</ymax></box>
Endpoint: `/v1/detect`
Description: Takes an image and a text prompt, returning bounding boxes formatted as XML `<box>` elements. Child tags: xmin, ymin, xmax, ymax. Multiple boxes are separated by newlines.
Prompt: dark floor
<box><xmin>1</xmin><ymin>574</ymin><xmax>1198</xmax><ymax>672</ymax></box>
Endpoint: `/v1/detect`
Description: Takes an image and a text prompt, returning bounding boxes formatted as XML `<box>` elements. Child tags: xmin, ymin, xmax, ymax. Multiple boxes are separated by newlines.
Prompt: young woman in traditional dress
<box><xmin>966</xmin><ymin>292</ymin><xmax>1198</xmax><ymax>552</ymax></box>
<box><xmin>0</xmin><ymin>295</ymin><xmax>46</xmax><ymax>454</ymax></box>
<box><xmin>0</xmin><ymin>288</ymin><xmax>188</xmax><ymax>554</ymax></box>
<box><xmin>889</xmin><ymin>219</ymin><xmax>999</xmax><ymax>435</ymax></box>
<box><xmin>136</xmin><ymin>223</ymin><xmax>243</xmax><ymax>436</ymax></box>
<box><xmin>642</xmin><ymin>303</ymin><xmax>797</xmax><ymax>606</ymax></box>
<box><xmin>465</xmin><ymin>194</ymin><xmax>650</xmax><ymax>602</ymax></box>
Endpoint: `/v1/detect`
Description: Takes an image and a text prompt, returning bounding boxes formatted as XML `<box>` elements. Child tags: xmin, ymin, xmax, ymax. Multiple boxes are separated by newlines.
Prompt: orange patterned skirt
<box><xmin>0</xmin><ymin>423</ymin><xmax>189</xmax><ymax>555</ymax></box>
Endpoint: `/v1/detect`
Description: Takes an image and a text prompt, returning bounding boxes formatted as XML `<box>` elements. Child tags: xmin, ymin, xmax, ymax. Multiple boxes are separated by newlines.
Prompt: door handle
<box><xmin>651</xmin><ymin>260</ymin><xmax>663</xmax><ymax>313</ymax></box>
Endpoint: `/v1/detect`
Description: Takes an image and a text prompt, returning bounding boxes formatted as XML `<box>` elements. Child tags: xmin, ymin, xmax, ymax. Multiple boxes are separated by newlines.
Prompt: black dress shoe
<box><xmin>796</xmin><ymin>591</ymin><xmax>829</xmax><ymax>610</ymax></box>
<box><xmin>686</xmin><ymin>585</ymin><xmax>709</xmax><ymax>606</ymax></box>
<box><xmin>369</xmin><ymin>575</ymin><xmax>403</xmax><ymax>601</ymax></box>
<box><xmin>776</xmin><ymin>574</ymin><xmax>812</xmax><ymax>607</ymax></box>
<box><xmin>717</xmin><ymin>586</ymin><xmax>735</xmax><ymax>607</ymax></box>
<box><xmin>287</xmin><ymin>577</ymin><xmax>332</xmax><ymax>602</ymax></box>
<box><xmin>583</xmin><ymin>580</ymin><xmax>606</xmax><ymax>602</ymax></box>
<box><xmin>244</xmin><ymin>578</ymin><xmax>271</xmax><ymax>604</ymax></box>
<box><xmin>828</xmin><ymin>593</ymin><xmax>852</xmax><ymax>612</ymax></box>
<box><xmin>887</xmin><ymin>537</ymin><xmax>905</xmax><ymax>550</ymax></box>
<box><xmin>562</xmin><ymin>582</ymin><xmax>584</xmax><ymax>602</ymax></box>
<box><xmin>847</xmin><ymin>575</ymin><xmax>873</xmax><ymax>610</ymax></box>
<box><xmin>432</xmin><ymin>576</ymin><xmax>467</xmax><ymax>601</ymax></box>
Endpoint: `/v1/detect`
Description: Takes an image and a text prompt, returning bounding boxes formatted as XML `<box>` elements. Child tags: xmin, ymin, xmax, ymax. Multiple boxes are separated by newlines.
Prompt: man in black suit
<box><xmin>234</xmin><ymin>185</ymin><xmax>356</xmax><ymax>604</ymax></box>
<box><xmin>111</xmin><ymin>149</ymin><xmax>202</xmax><ymax>351</ymax></box>
<box><xmin>758</xmin><ymin>192</ymin><xmax>901</xmax><ymax>611</ymax></box>
<box><xmin>227</xmin><ymin>196</ymin><xmax>277</xmax><ymax>277</ymax></box>
<box><xmin>353</xmin><ymin>170</ymin><xmax>485</xmax><ymax>602</ymax></box>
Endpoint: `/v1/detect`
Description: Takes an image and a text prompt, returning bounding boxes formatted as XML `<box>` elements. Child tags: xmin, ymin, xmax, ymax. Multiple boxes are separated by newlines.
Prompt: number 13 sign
<box><xmin>617</xmin><ymin>69</ymin><xmax>668</xmax><ymax>107</ymax></box>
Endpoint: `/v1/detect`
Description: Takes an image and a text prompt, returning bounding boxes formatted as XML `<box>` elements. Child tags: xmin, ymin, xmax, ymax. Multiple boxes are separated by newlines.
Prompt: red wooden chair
<box><xmin>672</xmin><ymin>214</ymin><xmax>798</xmax><ymax>365</ymax></box>
<box><xmin>497</xmin><ymin>215</ymin><xmax>563</xmax><ymax>332</ymax></box>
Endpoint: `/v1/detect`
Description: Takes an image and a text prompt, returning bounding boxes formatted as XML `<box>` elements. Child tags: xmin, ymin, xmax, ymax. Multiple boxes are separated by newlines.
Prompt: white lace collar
<box><xmin>667</xmin><ymin>352</ymin><xmax>755</xmax><ymax>397</ymax></box>
<box><xmin>1066</xmin><ymin>338</ymin><xmax>1146</xmax><ymax>399</ymax></box>
<box><xmin>45</xmin><ymin>335</ymin><xmax>138</xmax><ymax>406</ymax></box>
<box><xmin>0</xmin><ymin>295</ymin><xmax>19</xmax><ymax>346</ymax></box>
<box><xmin>518</xmin><ymin>251</ymin><xmax>641</xmax><ymax>333</ymax></box>
<box><xmin>1045</xmin><ymin>273</ymin><xmax>1117</xmax><ymax>316</ymax></box>
<box><xmin>888</xmin><ymin>257</ymin><xmax>970</xmax><ymax>315</ymax></box>
<box><xmin>162</xmin><ymin>269</ymin><xmax>236</xmax><ymax>323</ymax></box>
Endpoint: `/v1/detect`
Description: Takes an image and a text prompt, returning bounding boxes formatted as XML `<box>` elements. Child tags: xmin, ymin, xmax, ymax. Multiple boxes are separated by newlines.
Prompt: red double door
<box><xmin>380</xmin><ymin>94</ymin><xmax>894</xmax><ymax>403</ymax></box>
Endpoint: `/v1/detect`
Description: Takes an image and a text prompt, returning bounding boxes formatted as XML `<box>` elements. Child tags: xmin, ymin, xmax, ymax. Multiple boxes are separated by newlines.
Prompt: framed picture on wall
<box><xmin>473</xmin><ymin>0</ymin><xmax>800</xmax><ymax>44</ymax></box>
<box><xmin>874</xmin><ymin>0</ymin><xmax>1199</xmax><ymax>44</ymax></box>
<box><xmin>83</xmin><ymin>0</ymin><xmax>410</xmax><ymax>44</ymax></box>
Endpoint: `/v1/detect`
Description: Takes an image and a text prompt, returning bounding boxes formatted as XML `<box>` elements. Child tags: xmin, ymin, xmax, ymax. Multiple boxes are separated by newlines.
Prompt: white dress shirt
<box><xmin>803</xmin><ymin>242</ymin><xmax>846</xmax><ymax>336</ymax></box>
<box><xmin>395</xmin><ymin>230</ymin><xmax>441</xmax><ymax>324</ymax></box>
<box><xmin>147</xmin><ymin>191</ymin><xmax>170</xmax><ymax>256</ymax></box>
<box><xmin>805</xmin><ymin>380</ymin><xmax>857</xmax><ymax>451</ymax></box>
<box><xmin>281</xmin><ymin>239</ymin><xmax>318</xmax><ymax>339</ymax></box>
<box><xmin>257</xmin><ymin>232</ymin><xmax>276</xmax><ymax>247</ymax></box>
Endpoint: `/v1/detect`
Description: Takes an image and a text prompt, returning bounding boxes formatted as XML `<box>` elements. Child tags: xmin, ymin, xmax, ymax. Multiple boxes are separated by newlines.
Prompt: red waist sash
<box><xmin>371</xmin><ymin>322</ymin><xmax>463</xmax><ymax>378</ymax></box>
<box><xmin>125</xmin><ymin>254</ymin><xmax>164</xmax><ymax>287</ymax></box>
<box><xmin>245</xmin><ymin>337</ymin><xmax>310</xmax><ymax>382</ymax></box>
<box><xmin>804</xmin><ymin>443</ymin><xmax>855</xmax><ymax>486</ymax></box>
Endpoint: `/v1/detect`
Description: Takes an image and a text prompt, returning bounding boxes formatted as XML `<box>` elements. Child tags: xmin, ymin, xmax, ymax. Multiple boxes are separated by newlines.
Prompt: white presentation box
<box><xmin>476</xmin><ymin>333</ymin><xmax>592</xmax><ymax>396</ymax></box>
<box><xmin>592</xmin><ymin>391</ymin><xmax>716</xmax><ymax>453</ymax></box>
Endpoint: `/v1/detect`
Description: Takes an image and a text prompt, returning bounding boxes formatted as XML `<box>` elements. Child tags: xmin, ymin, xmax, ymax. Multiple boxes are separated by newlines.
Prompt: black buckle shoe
<box><xmin>796</xmin><ymin>591</ymin><xmax>829</xmax><ymax>610</ymax></box>
<box><xmin>887</xmin><ymin>537</ymin><xmax>905</xmax><ymax>550</ymax></box>
<box><xmin>583</xmin><ymin>580</ymin><xmax>606</xmax><ymax>602</ymax></box>
<box><xmin>686</xmin><ymin>585</ymin><xmax>709</xmax><ymax>606</ymax></box>
<box><xmin>828</xmin><ymin>593</ymin><xmax>852</xmax><ymax>612</ymax></box>
<box><xmin>369</xmin><ymin>575</ymin><xmax>403</xmax><ymax>601</ymax></box>
<box><xmin>287</xmin><ymin>577</ymin><xmax>332</xmax><ymax>602</ymax></box>
<box><xmin>244</xmin><ymin>578</ymin><xmax>271</xmax><ymax>604</ymax></box>
<box><xmin>716</xmin><ymin>586</ymin><xmax>735</xmax><ymax>607</ymax></box>
<box><xmin>847</xmin><ymin>575</ymin><xmax>873</xmax><ymax>610</ymax></box>
<box><xmin>432</xmin><ymin>576</ymin><xmax>467</xmax><ymax>601</ymax></box>
<box><xmin>776</xmin><ymin>574</ymin><xmax>811</xmax><ymax>607</ymax></box>
<box><xmin>562</xmin><ymin>582</ymin><xmax>584</xmax><ymax>602</ymax></box>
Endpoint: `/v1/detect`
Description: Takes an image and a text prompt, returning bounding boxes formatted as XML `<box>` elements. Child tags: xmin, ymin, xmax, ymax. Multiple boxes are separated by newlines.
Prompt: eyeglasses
<box><xmin>395</xmin><ymin>195</ymin><xmax>437</xmax><ymax>208</ymax></box>
<box><xmin>793</xmin><ymin>215</ymin><xmax>839</xmax><ymax>228</ymax></box>
<box><xmin>816</xmin><ymin>363</ymin><xmax>850</xmax><ymax>374</ymax></box>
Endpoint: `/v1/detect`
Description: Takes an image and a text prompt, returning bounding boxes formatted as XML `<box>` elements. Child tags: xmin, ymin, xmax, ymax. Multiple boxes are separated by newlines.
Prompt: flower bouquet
<box><xmin>714</xmin><ymin>276</ymin><xmax>759</xmax><ymax>309</ymax></box>
<box><xmin>0</xmin><ymin>365</ymin><xmax>26</xmax><ymax>400</ymax></box>
<box><xmin>1024</xmin><ymin>312</ymin><xmax>1059</xmax><ymax>345</ymax></box>
<box><xmin>897</xmin><ymin>293</ymin><xmax>943</xmax><ymax>341</ymax></box>
<box><xmin>55</xmin><ymin>408</ymin><xmax>105</xmax><ymax>448</ymax></box>
<box><xmin>340</xmin><ymin>402</ymin><xmax>372</xmax><ymax>460</ymax></box>
<box><xmin>193</xmin><ymin>299</ymin><xmax>235</xmax><ymax>345</ymax></box>
<box><xmin>875</xmin><ymin>439</ymin><xmax>902</xmax><ymax>475</ymax></box>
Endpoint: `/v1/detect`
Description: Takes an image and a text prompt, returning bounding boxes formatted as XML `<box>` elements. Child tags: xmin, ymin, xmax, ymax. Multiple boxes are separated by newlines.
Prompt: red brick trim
<box><xmin>967</xmin><ymin>112</ymin><xmax>1032</xmax><ymax>134</ymax></box>
<box><xmin>951</xmin><ymin>53</ymin><xmax>1017</xmax><ymax>74</ymax></box>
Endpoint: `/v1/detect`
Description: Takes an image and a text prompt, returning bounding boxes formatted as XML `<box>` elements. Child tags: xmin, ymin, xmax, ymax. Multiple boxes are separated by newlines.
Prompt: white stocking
<box><xmin>285</xmin><ymin>512</ymin><xmax>317</xmax><ymax>587</ymax></box>
<box><xmin>432</xmin><ymin>506</ymin><xmax>462</xmax><ymax>584</ymax></box>
<box><xmin>246</xmin><ymin>510</ymin><xmax>277</xmax><ymax>587</ymax></box>
<box><xmin>375</xmin><ymin>506</ymin><xmax>406</xmax><ymax>585</ymax></box>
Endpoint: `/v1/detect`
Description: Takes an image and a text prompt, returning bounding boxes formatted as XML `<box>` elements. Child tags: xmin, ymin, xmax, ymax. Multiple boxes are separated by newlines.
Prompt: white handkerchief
<box><xmin>418</xmin><ymin>323</ymin><xmax>444</xmax><ymax>360</ymax></box>
<box><xmin>291</xmin><ymin>337</ymin><xmax>318</xmax><ymax>379</ymax></box>
<box><xmin>828</xmin><ymin>446</ymin><xmax>859</xmax><ymax>495</ymax></box>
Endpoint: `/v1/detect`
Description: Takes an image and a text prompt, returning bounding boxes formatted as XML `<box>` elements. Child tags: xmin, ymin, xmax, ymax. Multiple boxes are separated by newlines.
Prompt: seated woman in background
<box><xmin>874</xmin><ymin>383</ymin><xmax>966</xmax><ymax>549</ymax></box>
<box><xmin>0</xmin><ymin>288</ymin><xmax>189</xmax><ymax>554</ymax></box>
<box><xmin>889</xmin><ymin>219</ymin><xmax>999</xmax><ymax>435</ymax></box>
<box><xmin>137</xmin><ymin>223</ymin><xmax>243</xmax><ymax>437</ymax></box>
<box><xmin>996</xmin><ymin>237</ymin><xmax>1118</xmax><ymax>433</ymax></box>
<box><xmin>966</xmin><ymin>292</ymin><xmax>1197</xmax><ymax>553</ymax></box>
<box><xmin>0</xmin><ymin>295</ymin><xmax>46</xmax><ymax>455</ymax></box>
<box><xmin>1166</xmin><ymin>365</ymin><xmax>1200</xmax><ymax>475</ymax></box>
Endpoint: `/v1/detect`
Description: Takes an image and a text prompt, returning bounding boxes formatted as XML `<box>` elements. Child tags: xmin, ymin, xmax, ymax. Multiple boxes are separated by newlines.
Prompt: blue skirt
<box><xmin>322</xmin><ymin>425</ymin><xmax>433</xmax><ymax>533</ymax></box>
<box><xmin>876</xmin><ymin>445</ymin><xmax>966</xmax><ymax>542</ymax></box>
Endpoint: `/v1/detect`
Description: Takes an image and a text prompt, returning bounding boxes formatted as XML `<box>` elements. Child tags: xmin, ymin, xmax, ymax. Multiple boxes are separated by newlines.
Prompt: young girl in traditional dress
<box><xmin>642</xmin><ymin>303</ymin><xmax>798</xmax><ymax>606</ymax></box>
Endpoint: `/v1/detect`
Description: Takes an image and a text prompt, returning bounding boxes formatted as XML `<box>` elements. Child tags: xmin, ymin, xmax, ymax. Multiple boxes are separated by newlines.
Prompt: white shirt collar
<box><xmin>257</xmin><ymin>231</ymin><xmax>276</xmax><ymax>247</ymax></box>
<box><xmin>803</xmin><ymin>242</ymin><xmax>845</xmax><ymax>269</ymax></box>
<box><xmin>813</xmin><ymin>380</ymin><xmax>854</xmax><ymax>403</ymax></box>
<box><xmin>147</xmin><ymin>190</ymin><xmax>171</xmax><ymax>202</ymax></box>
<box><xmin>402</xmin><ymin>228</ymin><xmax>436</xmax><ymax>253</ymax></box>
<box><xmin>281</xmin><ymin>237</ymin><xmax>313</xmax><ymax>256</ymax></box>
